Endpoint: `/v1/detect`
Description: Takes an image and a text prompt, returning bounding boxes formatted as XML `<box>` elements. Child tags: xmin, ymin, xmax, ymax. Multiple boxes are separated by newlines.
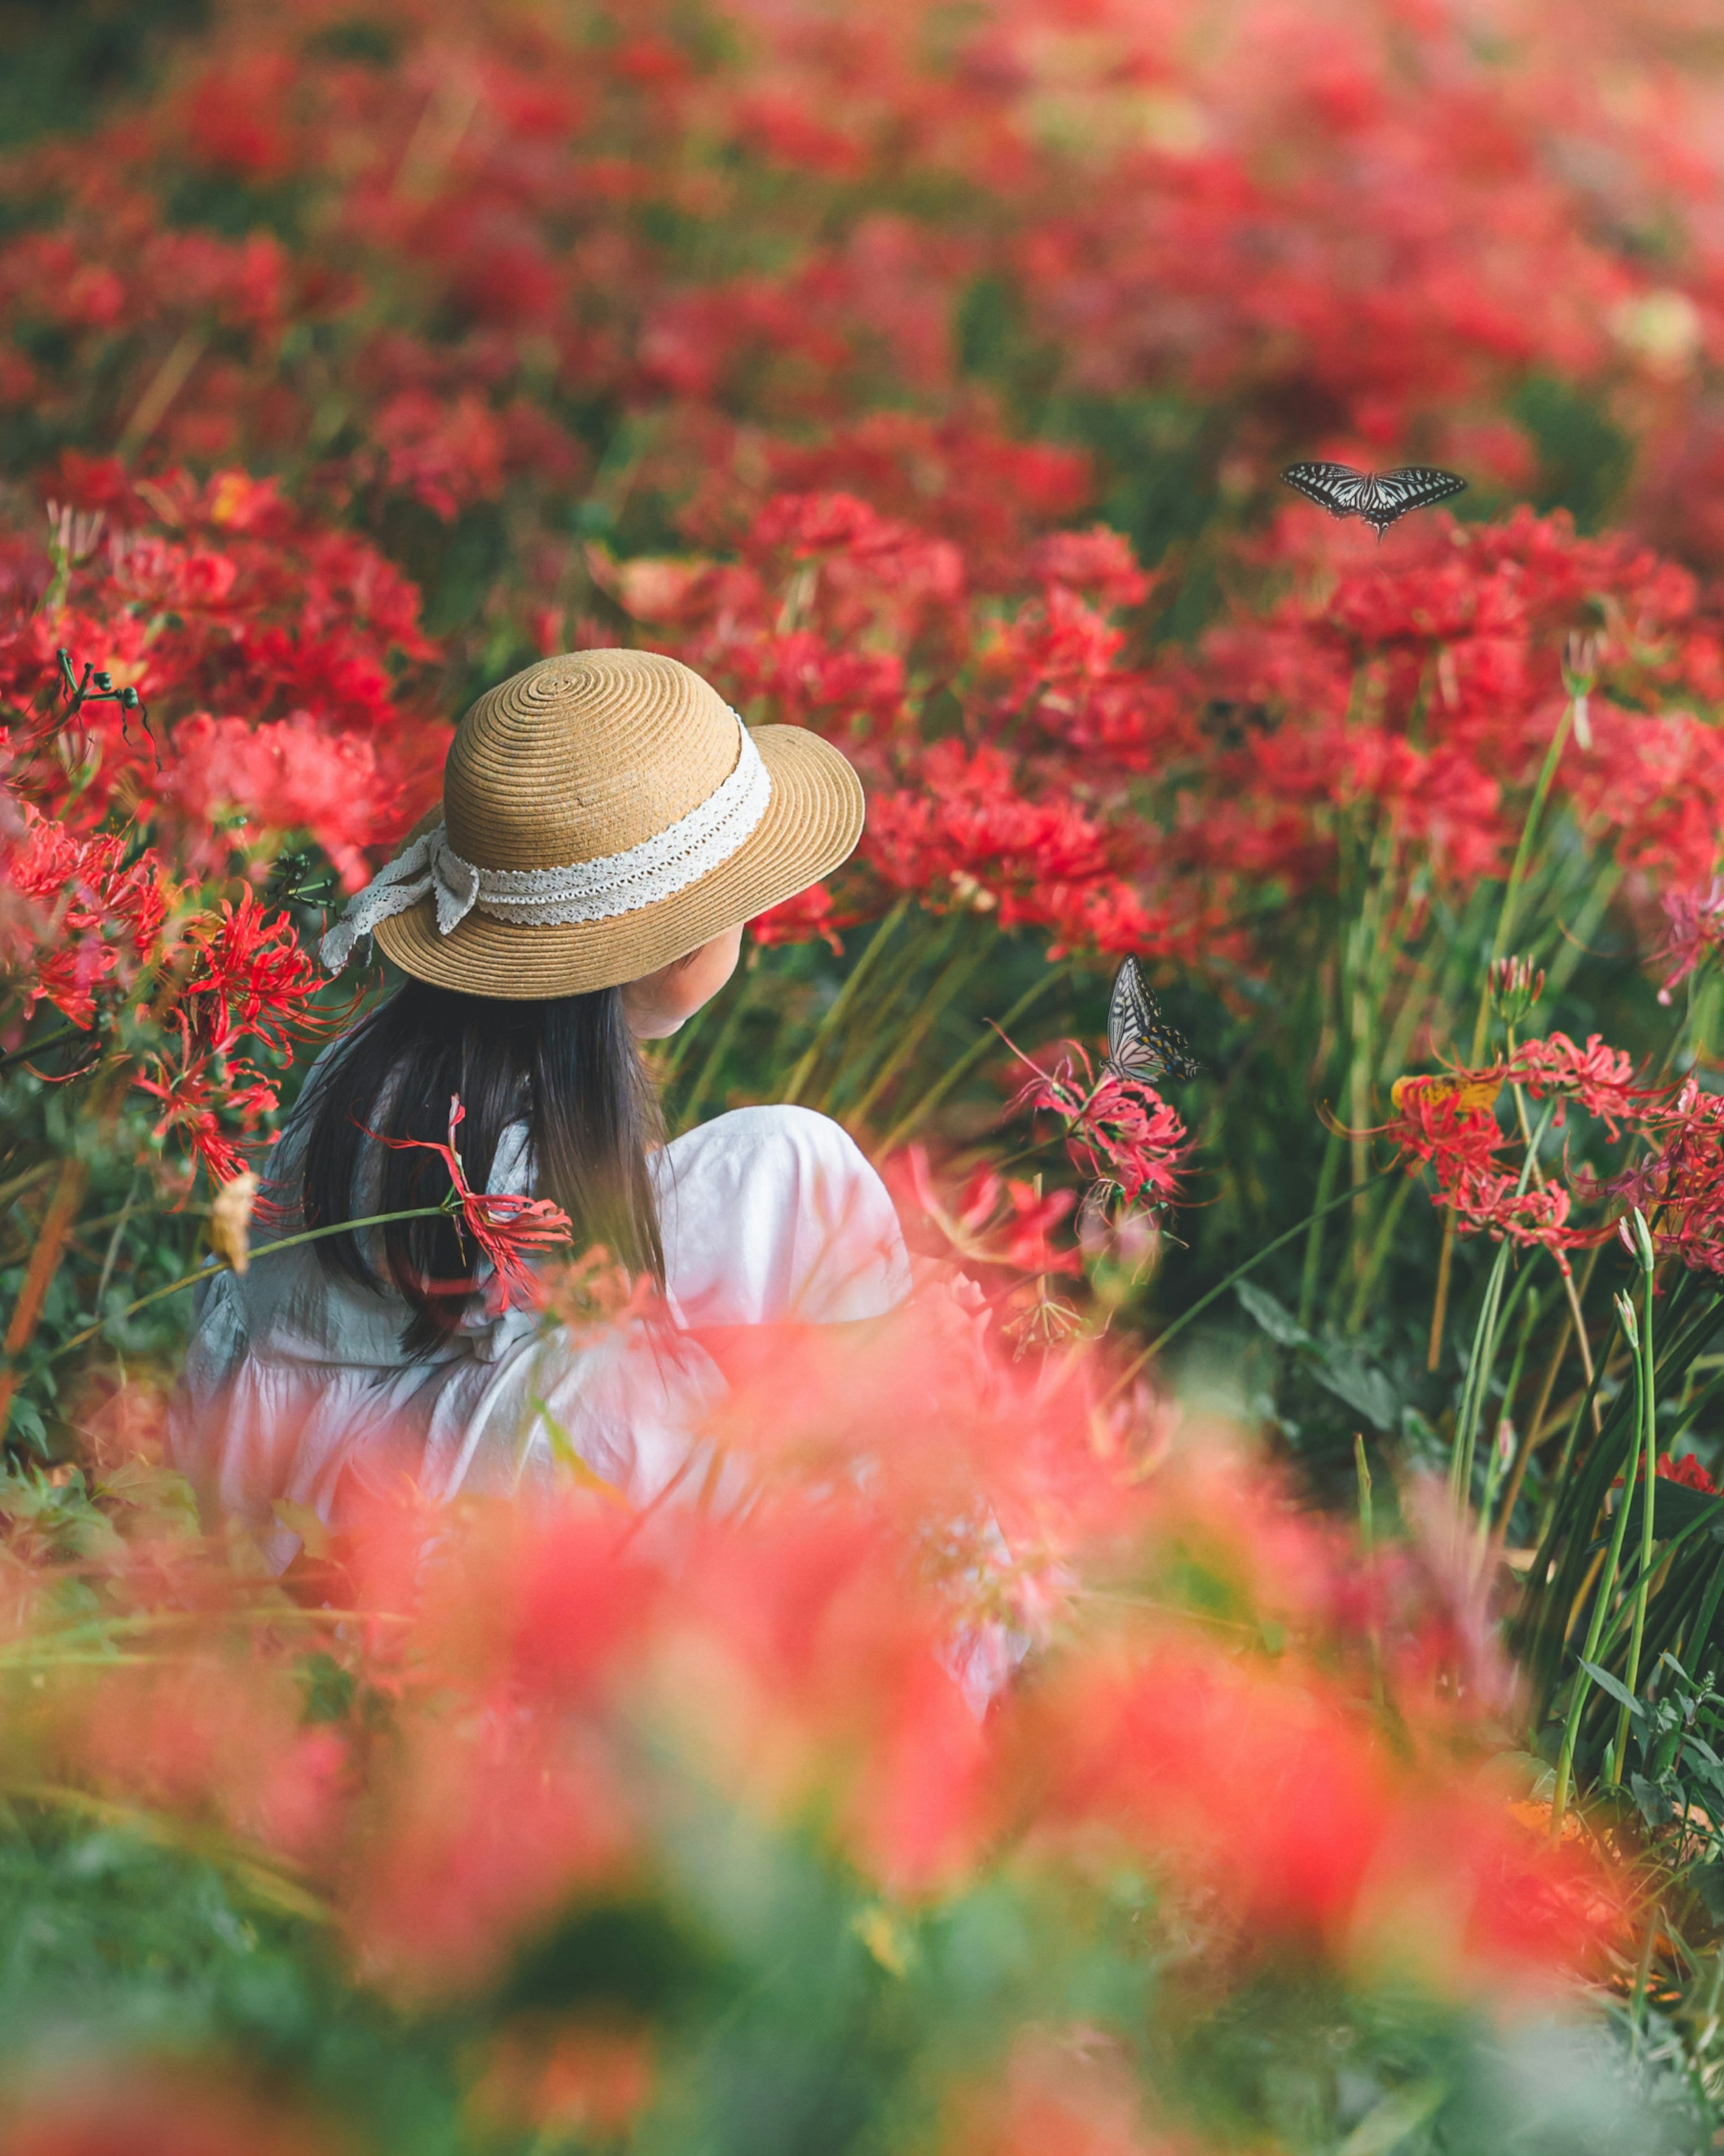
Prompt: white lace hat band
<box><xmin>320</xmin><ymin>716</ymin><xmax>772</xmax><ymax>972</ymax></box>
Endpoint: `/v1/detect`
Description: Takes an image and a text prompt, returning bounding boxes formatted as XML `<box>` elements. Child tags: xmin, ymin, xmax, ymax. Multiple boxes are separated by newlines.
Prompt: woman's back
<box><xmin>171</xmin><ymin>1092</ymin><xmax>910</xmax><ymax>1562</ymax></box>
<box><xmin>171</xmin><ymin>646</ymin><xmax>903</xmax><ymax>1557</ymax></box>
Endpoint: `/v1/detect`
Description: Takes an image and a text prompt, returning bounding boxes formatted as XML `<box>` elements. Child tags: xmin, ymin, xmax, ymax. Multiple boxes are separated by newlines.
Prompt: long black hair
<box><xmin>300</xmin><ymin>978</ymin><xmax>664</xmax><ymax>1353</ymax></box>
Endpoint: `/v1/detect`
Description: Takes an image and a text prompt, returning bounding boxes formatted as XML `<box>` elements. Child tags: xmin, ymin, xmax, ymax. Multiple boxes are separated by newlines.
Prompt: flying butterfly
<box><xmin>1104</xmin><ymin>955</ymin><xmax>1198</xmax><ymax>1087</ymax></box>
<box><xmin>1280</xmin><ymin>461</ymin><xmax>1467</xmax><ymax>539</ymax></box>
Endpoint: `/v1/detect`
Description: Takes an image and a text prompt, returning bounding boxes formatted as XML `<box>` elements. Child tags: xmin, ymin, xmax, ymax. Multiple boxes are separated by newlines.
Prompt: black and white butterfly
<box><xmin>1280</xmin><ymin>461</ymin><xmax>1467</xmax><ymax>539</ymax></box>
<box><xmin>1104</xmin><ymin>956</ymin><xmax>1198</xmax><ymax>1086</ymax></box>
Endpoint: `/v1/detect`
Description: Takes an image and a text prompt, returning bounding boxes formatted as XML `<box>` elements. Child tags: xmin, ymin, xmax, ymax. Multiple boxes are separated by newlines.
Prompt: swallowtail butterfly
<box><xmin>1104</xmin><ymin>956</ymin><xmax>1198</xmax><ymax>1086</ymax></box>
<box><xmin>1280</xmin><ymin>461</ymin><xmax>1467</xmax><ymax>538</ymax></box>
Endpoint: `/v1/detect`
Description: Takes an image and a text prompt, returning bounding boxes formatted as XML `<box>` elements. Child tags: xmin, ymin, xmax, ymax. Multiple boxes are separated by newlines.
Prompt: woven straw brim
<box><xmin>372</xmin><ymin>725</ymin><xmax>862</xmax><ymax>999</ymax></box>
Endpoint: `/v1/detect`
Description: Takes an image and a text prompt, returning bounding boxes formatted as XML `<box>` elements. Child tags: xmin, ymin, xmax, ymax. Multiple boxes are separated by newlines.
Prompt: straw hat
<box><xmin>318</xmin><ymin>649</ymin><xmax>863</xmax><ymax>998</ymax></box>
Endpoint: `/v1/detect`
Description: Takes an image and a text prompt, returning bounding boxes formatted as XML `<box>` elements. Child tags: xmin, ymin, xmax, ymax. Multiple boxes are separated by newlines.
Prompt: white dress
<box><xmin>168</xmin><ymin>1097</ymin><xmax>912</xmax><ymax>1565</ymax></box>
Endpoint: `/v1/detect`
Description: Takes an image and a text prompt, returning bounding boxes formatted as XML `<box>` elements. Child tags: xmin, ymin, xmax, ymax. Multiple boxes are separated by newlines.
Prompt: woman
<box><xmin>170</xmin><ymin>649</ymin><xmax>910</xmax><ymax>1560</ymax></box>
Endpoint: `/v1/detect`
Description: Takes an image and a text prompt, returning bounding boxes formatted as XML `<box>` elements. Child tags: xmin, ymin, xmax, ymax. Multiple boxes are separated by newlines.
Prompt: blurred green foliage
<box><xmin>0</xmin><ymin>0</ymin><xmax>207</xmax><ymax>150</ymax></box>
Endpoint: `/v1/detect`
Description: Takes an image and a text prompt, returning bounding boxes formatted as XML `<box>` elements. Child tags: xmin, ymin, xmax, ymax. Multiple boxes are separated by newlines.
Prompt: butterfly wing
<box><xmin>1105</xmin><ymin>956</ymin><xmax>1199</xmax><ymax>1085</ymax></box>
<box><xmin>1281</xmin><ymin>461</ymin><xmax>1369</xmax><ymax>520</ymax></box>
<box><xmin>1359</xmin><ymin>465</ymin><xmax>1468</xmax><ymax>533</ymax></box>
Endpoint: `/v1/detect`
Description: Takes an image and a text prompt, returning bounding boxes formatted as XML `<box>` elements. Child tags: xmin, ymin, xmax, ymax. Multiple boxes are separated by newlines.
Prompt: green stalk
<box><xmin>828</xmin><ymin>933</ymin><xmax>988</xmax><ymax>1124</ymax></box>
<box><xmin>1529</xmin><ymin>1246</ymin><xmax>1610</xmax><ymax>1548</ymax></box>
<box><xmin>1689</xmin><ymin>1543</ymin><xmax>1724</xmax><ymax>1685</ymax></box>
<box><xmin>1611</xmin><ymin>1213</ymin><xmax>1660</xmax><ymax>1783</ymax></box>
<box><xmin>47</xmin><ymin>1203</ymin><xmax>450</xmax><ymax>1362</ymax></box>
<box><xmin>778</xmin><ymin>896</ymin><xmax>911</xmax><ymax>1106</ymax></box>
<box><xmin>0</xmin><ymin>1024</ymin><xmax>85</xmax><ymax>1074</ymax></box>
<box><xmin>1586</xmin><ymin>1494</ymin><xmax>1724</xmax><ymax>1666</ymax></box>
<box><xmin>1540</xmin><ymin>859</ymin><xmax>1621</xmax><ymax>1003</ymax></box>
<box><xmin>1551</xmin><ymin>1295</ymin><xmax>1645</xmax><ymax>1839</ymax></box>
<box><xmin>1344</xmin><ymin>1171</ymin><xmax>1417</xmax><ymax>1335</ymax></box>
<box><xmin>1297</xmin><ymin>1124</ymin><xmax>1344</xmax><ymax>1330</ymax></box>
<box><xmin>1478</xmin><ymin>1285</ymin><xmax>1543</xmax><ymax>1548</ymax></box>
<box><xmin>1450</xmin><ymin>1243</ymin><xmax>1518</xmax><ymax>1510</ymax></box>
<box><xmin>1450</xmin><ymin>1101</ymin><xmax>1554</xmax><ymax>1510</ymax></box>
<box><xmin>878</xmin><ymin>961</ymin><xmax>1070</xmax><ymax>1154</ymax></box>
<box><xmin>1469</xmin><ymin>698</ymin><xmax>1574</xmax><ymax>1064</ymax></box>
<box><xmin>1354</xmin><ymin>1432</ymin><xmax>1374</xmax><ymax>1550</ymax></box>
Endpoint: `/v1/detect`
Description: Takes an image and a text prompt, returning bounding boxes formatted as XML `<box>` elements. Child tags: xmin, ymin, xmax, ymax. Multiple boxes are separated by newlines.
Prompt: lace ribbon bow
<box><xmin>318</xmin><ymin>827</ymin><xmax>479</xmax><ymax>971</ymax></box>
<box><xmin>318</xmin><ymin>715</ymin><xmax>770</xmax><ymax>973</ymax></box>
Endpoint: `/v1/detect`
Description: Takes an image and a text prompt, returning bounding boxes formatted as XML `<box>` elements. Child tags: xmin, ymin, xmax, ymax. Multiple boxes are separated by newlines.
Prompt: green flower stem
<box><xmin>1551</xmin><ymin>1321</ymin><xmax>1644</xmax><ymax>1840</ymax></box>
<box><xmin>1434</xmin><ymin>703</ymin><xmax>1574</xmax><ymax>1376</ymax></box>
<box><xmin>878</xmin><ymin>961</ymin><xmax>1070</xmax><ymax>1155</ymax></box>
<box><xmin>1450</xmin><ymin>1099</ymin><xmax>1555</xmax><ymax>1510</ymax></box>
<box><xmin>822</xmin><ymin>909</ymin><xmax>967</xmax><ymax>1113</ymax></box>
<box><xmin>1344</xmin><ymin>1169</ymin><xmax>1416</xmax><ymax>1335</ymax></box>
<box><xmin>1297</xmin><ymin>1124</ymin><xmax>1344</xmax><ymax>1330</ymax></box>
<box><xmin>1469</xmin><ymin>698</ymin><xmax>1574</xmax><ymax>1064</ymax></box>
<box><xmin>46</xmin><ymin>1204</ymin><xmax>451</xmax><ymax>1364</ymax></box>
<box><xmin>1612</xmin><ymin>1222</ymin><xmax>1660</xmax><ymax>1782</ymax></box>
<box><xmin>1354</xmin><ymin>1432</ymin><xmax>1374</xmax><ymax>1550</ymax></box>
<box><xmin>1478</xmin><ymin>1284</ymin><xmax>1543</xmax><ymax>1547</ymax></box>
<box><xmin>778</xmin><ymin>897</ymin><xmax>911</xmax><ymax>1106</ymax></box>
<box><xmin>0</xmin><ymin>1024</ymin><xmax>85</xmax><ymax>1074</ymax></box>
<box><xmin>1451</xmin><ymin>1241</ymin><xmax>1513</xmax><ymax>1509</ymax></box>
<box><xmin>1587</xmin><ymin>1493</ymin><xmax>1724</xmax><ymax>1668</ymax></box>
<box><xmin>832</xmin><ymin>931</ymin><xmax>989</xmax><ymax>1124</ymax></box>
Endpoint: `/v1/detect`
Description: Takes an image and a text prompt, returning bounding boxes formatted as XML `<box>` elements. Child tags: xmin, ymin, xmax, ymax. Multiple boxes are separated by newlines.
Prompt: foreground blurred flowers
<box><xmin>0</xmin><ymin>1300</ymin><xmax>1658</xmax><ymax>2152</ymax></box>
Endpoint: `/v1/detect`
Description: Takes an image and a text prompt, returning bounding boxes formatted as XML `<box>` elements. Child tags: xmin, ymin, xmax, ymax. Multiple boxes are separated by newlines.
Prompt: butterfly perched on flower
<box><xmin>1104</xmin><ymin>956</ymin><xmax>1198</xmax><ymax>1086</ymax></box>
<box><xmin>1280</xmin><ymin>462</ymin><xmax>1467</xmax><ymax>538</ymax></box>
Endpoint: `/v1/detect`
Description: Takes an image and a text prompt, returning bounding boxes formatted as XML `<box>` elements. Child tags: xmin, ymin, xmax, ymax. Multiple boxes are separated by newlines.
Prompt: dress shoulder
<box><xmin>655</xmin><ymin>1104</ymin><xmax>910</xmax><ymax>1327</ymax></box>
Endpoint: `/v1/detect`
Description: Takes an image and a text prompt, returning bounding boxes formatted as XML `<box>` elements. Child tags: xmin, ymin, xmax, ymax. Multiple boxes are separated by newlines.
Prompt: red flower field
<box><xmin>4</xmin><ymin>0</ymin><xmax>1724</xmax><ymax>2147</ymax></box>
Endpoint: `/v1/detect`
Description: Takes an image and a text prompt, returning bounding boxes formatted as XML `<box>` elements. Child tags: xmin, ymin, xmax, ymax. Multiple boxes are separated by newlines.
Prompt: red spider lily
<box><xmin>0</xmin><ymin>2071</ymin><xmax>341</xmax><ymax>2156</ymax></box>
<box><xmin>1610</xmin><ymin>1446</ymin><xmax>1721</xmax><ymax>1495</ymax></box>
<box><xmin>132</xmin><ymin>1052</ymin><xmax>281</xmax><ymax>1188</ymax></box>
<box><xmin>1006</xmin><ymin>1038</ymin><xmax>1189</xmax><ymax>1209</ymax></box>
<box><xmin>13</xmin><ymin>1311</ymin><xmax>1622</xmax><ymax>2020</ymax></box>
<box><xmin>0</xmin><ymin>808</ymin><xmax>169</xmax><ymax>1031</ymax></box>
<box><xmin>1013</xmin><ymin>1633</ymin><xmax>1615</xmax><ymax>1985</ymax></box>
<box><xmin>1385</xmin><ymin>1040</ymin><xmax>1724</xmax><ymax>1271</ymax></box>
<box><xmin>1602</xmin><ymin>1076</ymin><xmax>1724</xmax><ymax>1278</ymax></box>
<box><xmin>0</xmin><ymin>465</ymin><xmax>444</xmax><ymax>887</ymax></box>
<box><xmin>897</xmin><ymin>1144</ymin><xmax>1080</xmax><ymax>1278</ymax></box>
<box><xmin>370</xmin><ymin>1095</ymin><xmax>574</xmax><ymax>1313</ymax></box>
<box><xmin>172</xmin><ymin>889</ymin><xmax>321</xmax><ymax>1058</ymax></box>
<box><xmin>1384</xmin><ymin>1071</ymin><xmax>1572</xmax><ymax>1259</ymax></box>
<box><xmin>1654</xmin><ymin>876</ymin><xmax>1724</xmax><ymax>1005</ymax></box>
<box><xmin>1512</xmin><ymin>1032</ymin><xmax>1644</xmax><ymax>1135</ymax></box>
<box><xmin>748</xmin><ymin>878</ymin><xmax>848</xmax><ymax>953</ymax></box>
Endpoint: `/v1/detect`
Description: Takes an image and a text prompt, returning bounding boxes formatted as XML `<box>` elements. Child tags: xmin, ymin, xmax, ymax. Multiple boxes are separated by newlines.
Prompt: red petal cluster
<box><xmin>1007</xmin><ymin>1040</ymin><xmax>1190</xmax><ymax>1209</ymax></box>
<box><xmin>371</xmin><ymin>1095</ymin><xmax>576</xmax><ymax>1314</ymax></box>
<box><xmin>0</xmin><ymin>804</ymin><xmax>168</xmax><ymax>1030</ymax></box>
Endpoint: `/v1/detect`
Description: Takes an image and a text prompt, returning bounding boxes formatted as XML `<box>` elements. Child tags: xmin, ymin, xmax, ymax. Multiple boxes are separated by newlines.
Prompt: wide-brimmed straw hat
<box><xmin>319</xmin><ymin>648</ymin><xmax>863</xmax><ymax>998</ymax></box>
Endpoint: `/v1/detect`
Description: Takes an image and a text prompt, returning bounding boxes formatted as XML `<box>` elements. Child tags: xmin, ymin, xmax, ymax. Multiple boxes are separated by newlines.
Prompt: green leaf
<box><xmin>1629</xmin><ymin>1774</ymin><xmax>1674</xmax><ymax>1830</ymax></box>
<box><xmin>1306</xmin><ymin>1347</ymin><xmax>1399</xmax><ymax>1436</ymax></box>
<box><xmin>1233</xmin><ymin>1283</ymin><xmax>1399</xmax><ymax>1431</ymax></box>
<box><xmin>1578</xmin><ymin>1658</ymin><xmax>1646</xmax><ymax>1723</ymax></box>
<box><xmin>1690</xmin><ymin>1865</ymin><xmax>1724</xmax><ymax>1923</ymax></box>
<box><xmin>1235</xmin><ymin>1279</ymin><xmax>1309</xmax><ymax>1348</ymax></box>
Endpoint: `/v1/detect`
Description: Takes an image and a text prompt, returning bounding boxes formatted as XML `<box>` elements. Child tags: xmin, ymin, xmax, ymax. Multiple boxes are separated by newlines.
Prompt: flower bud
<box><xmin>1488</xmin><ymin>954</ymin><xmax>1545</xmax><ymax>1027</ymax></box>
<box><xmin>1561</xmin><ymin>630</ymin><xmax>1600</xmax><ymax>751</ymax></box>
<box><xmin>1614</xmin><ymin>1288</ymin><xmax>1640</xmax><ymax>1349</ymax></box>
